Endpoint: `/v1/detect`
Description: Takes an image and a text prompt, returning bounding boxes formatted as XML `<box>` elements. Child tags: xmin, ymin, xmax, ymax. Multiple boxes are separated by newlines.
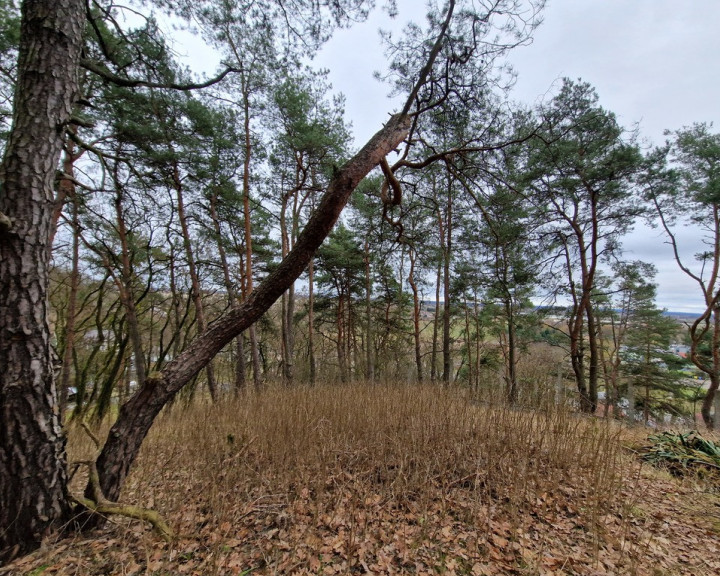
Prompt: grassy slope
<box><xmin>4</xmin><ymin>384</ymin><xmax>720</xmax><ymax>575</ymax></box>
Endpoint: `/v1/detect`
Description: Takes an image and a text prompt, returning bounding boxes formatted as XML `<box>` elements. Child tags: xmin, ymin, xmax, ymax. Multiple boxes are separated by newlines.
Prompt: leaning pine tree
<box><xmin>1</xmin><ymin>0</ymin><xmax>543</xmax><ymax>561</ymax></box>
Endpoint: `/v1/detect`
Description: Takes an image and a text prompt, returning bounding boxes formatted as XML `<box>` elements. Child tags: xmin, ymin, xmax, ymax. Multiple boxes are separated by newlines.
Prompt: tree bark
<box><xmin>172</xmin><ymin>161</ymin><xmax>217</xmax><ymax>400</ymax></box>
<box><xmin>585</xmin><ymin>299</ymin><xmax>600</xmax><ymax>412</ymax></box>
<box><xmin>240</xmin><ymin>84</ymin><xmax>263</xmax><ymax>388</ymax></box>
<box><xmin>279</xmin><ymin>192</ymin><xmax>295</xmax><ymax>385</ymax></box>
<box><xmin>57</xmin><ymin>151</ymin><xmax>80</xmax><ymax>418</ymax></box>
<box><xmin>308</xmin><ymin>256</ymin><xmax>317</xmax><ymax>385</ymax></box>
<box><xmin>363</xmin><ymin>239</ymin><xmax>375</xmax><ymax>382</ymax></box>
<box><xmin>408</xmin><ymin>245</ymin><xmax>423</xmax><ymax>383</ymax></box>
<box><xmin>0</xmin><ymin>0</ymin><xmax>85</xmax><ymax>560</ymax></box>
<box><xmin>337</xmin><ymin>292</ymin><xmax>348</xmax><ymax>383</ymax></box>
<box><xmin>208</xmin><ymin>188</ymin><xmax>246</xmax><ymax>392</ymax></box>
<box><xmin>431</xmin><ymin>247</ymin><xmax>442</xmax><ymax>382</ymax></box>
<box><xmin>442</xmin><ymin>177</ymin><xmax>453</xmax><ymax>384</ymax></box>
<box><xmin>111</xmin><ymin>180</ymin><xmax>147</xmax><ymax>389</ymax></box>
<box><xmin>94</xmin><ymin>114</ymin><xmax>411</xmax><ymax>501</ymax></box>
<box><xmin>505</xmin><ymin>297</ymin><xmax>518</xmax><ymax>404</ymax></box>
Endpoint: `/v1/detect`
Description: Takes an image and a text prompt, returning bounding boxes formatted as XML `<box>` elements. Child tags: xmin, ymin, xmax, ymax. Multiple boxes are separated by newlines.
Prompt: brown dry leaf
<box><xmin>491</xmin><ymin>534</ymin><xmax>509</xmax><ymax>548</ymax></box>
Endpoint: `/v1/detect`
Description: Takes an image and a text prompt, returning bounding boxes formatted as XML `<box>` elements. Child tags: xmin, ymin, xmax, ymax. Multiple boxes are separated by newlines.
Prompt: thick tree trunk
<box><xmin>701</xmin><ymin>374</ymin><xmax>719</xmax><ymax>429</ymax></box>
<box><xmin>570</xmin><ymin>334</ymin><xmax>590</xmax><ymax>412</ymax></box>
<box><xmin>94</xmin><ymin>114</ymin><xmax>411</xmax><ymax>501</ymax></box>
<box><xmin>564</xmin><ymin>254</ymin><xmax>592</xmax><ymax>412</ymax></box>
<box><xmin>696</xmin><ymin>307</ymin><xmax>720</xmax><ymax>429</ymax></box>
<box><xmin>0</xmin><ymin>0</ymin><xmax>85</xmax><ymax>560</ymax></box>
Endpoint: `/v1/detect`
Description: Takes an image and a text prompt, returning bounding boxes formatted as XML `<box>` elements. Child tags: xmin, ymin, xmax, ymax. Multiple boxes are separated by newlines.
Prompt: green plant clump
<box><xmin>642</xmin><ymin>430</ymin><xmax>720</xmax><ymax>476</ymax></box>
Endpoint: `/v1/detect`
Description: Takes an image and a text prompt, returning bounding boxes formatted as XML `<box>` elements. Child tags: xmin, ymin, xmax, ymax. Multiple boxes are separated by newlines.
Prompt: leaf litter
<box><xmin>3</xmin><ymin>386</ymin><xmax>720</xmax><ymax>575</ymax></box>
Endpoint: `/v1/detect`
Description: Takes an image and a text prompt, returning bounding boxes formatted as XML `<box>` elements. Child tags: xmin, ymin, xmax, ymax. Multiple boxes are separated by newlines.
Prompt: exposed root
<box><xmin>69</xmin><ymin>422</ymin><xmax>173</xmax><ymax>541</ymax></box>
<box><xmin>70</xmin><ymin>493</ymin><xmax>173</xmax><ymax>541</ymax></box>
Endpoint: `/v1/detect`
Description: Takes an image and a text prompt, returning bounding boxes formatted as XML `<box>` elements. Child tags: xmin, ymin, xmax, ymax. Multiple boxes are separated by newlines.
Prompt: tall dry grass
<box><xmin>63</xmin><ymin>382</ymin><xmax>628</xmax><ymax>574</ymax></box>
<box><xmin>106</xmin><ymin>383</ymin><xmax>621</xmax><ymax>519</ymax></box>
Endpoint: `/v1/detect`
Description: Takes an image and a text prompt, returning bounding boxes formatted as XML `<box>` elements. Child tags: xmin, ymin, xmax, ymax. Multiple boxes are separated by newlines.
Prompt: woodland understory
<box><xmin>3</xmin><ymin>0</ymin><xmax>720</xmax><ymax>565</ymax></box>
<box><xmin>4</xmin><ymin>384</ymin><xmax>720</xmax><ymax>576</ymax></box>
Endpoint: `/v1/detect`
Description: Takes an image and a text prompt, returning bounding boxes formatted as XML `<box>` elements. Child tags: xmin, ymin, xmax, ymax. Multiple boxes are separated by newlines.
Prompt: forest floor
<box><xmin>3</xmin><ymin>384</ymin><xmax>720</xmax><ymax>576</ymax></box>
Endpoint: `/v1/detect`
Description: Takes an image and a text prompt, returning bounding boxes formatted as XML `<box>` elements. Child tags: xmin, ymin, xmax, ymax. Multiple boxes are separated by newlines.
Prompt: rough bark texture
<box><xmin>0</xmin><ymin>0</ymin><xmax>85</xmax><ymax>560</ymax></box>
<box><xmin>95</xmin><ymin>114</ymin><xmax>412</xmax><ymax>501</ymax></box>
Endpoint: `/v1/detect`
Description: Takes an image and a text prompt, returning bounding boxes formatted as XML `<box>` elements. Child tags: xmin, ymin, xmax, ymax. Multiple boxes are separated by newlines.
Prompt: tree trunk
<box><xmin>94</xmin><ymin>114</ymin><xmax>411</xmax><ymax>501</ymax></box>
<box><xmin>112</xmin><ymin>182</ymin><xmax>147</xmax><ymax>389</ymax></box>
<box><xmin>58</xmin><ymin>165</ymin><xmax>80</xmax><ymax>419</ymax></box>
<box><xmin>585</xmin><ymin>300</ymin><xmax>599</xmax><ymax>413</ymax></box>
<box><xmin>701</xmin><ymin>373</ymin><xmax>720</xmax><ymax>429</ymax></box>
<box><xmin>626</xmin><ymin>377</ymin><xmax>635</xmax><ymax>424</ymax></box>
<box><xmin>463</xmin><ymin>299</ymin><xmax>472</xmax><ymax>386</ymax></box>
<box><xmin>364</xmin><ymin>240</ymin><xmax>375</xmax><ymax>382</ymax></box>
<box><xmin>308</xmin><ymin>257</ymin><xmax>316</xmax><ymax>385</ymax></box>
<box><xmin>505</xmin><ymin>298</ymin><xmax>518</xmax><ymax>404</ymax></box>
<box><xmin>172</xmin><ymin>162</ymin><xmax>217</xmax><ymax>400</ymax></box>
<box><xmin>473</xmin><ymin>292</ymin><xmax>482</xmax><ymax>391</ymax></box>
<box><xmin>644</xmin><ymin>343</ymin><xmax>651</xmax><ymax>425</ymax></box>
<box><xmin>431</xmin><ymin>250</ymin><xmax>442</xmax><ymax>382</ymax></box>
<box><xmin>0</xmin><ymin>0</ymin><xmax>85</xmax><ymax>560</ymax></box>
<box><xmin>563</xmin><ymin>240</ymin><xmax>592</xmax><ymax>413</ymax></box>
<box><xmin>208</xmin><ymin>189</ymin><xmax>246</xmax><ymax>392</ymax></box>
<box><xmin>570</xmin><ymin>334</ymin><xmax>590</xmax><ymax>411</ymax></box>
<box><xmin>337</xmin><ymin>293</ymin><xmax>348</xmax><ymax>383</ymax></box>
<box><xmin>699</xmin><ymin>307</ymin><xmax>720</xmax><ymax>429</ymax></box>
<box><xmin>285</xmin><ymin>187</ymin><xmax>305</xmax><ymax>385</ymax></box>
<box><xmin>279</xmin><ymin>193</ymin><xmax>295</xmax><ymax>385</ymax></box>
<box><xmin>408</xmin><ymin>246</ymin><xmax>423</xmax><ymax>383</ymax></box>
<box><xmin>442</xmin><ymin>179</ymin><xmax>453</xmax><ymax>384</ymax></box>
<box><xmin>240</xmin><ymin>85</ymin><xmax>263</xmax><ymax>389</ymax></box>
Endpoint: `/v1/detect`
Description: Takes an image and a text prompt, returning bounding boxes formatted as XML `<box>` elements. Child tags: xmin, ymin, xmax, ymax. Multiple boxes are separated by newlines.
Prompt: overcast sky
<box><xmin>312</xmin><ymin>0</ymin><xmax>720</xmax><ymax>313</ymax></box>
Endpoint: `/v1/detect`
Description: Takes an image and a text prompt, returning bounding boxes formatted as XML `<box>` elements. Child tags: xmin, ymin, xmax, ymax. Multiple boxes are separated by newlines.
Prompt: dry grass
<box><xmin>6</xmin><ymin>383</ymin><xmax>720</xmax><ymax>575</ymax></box>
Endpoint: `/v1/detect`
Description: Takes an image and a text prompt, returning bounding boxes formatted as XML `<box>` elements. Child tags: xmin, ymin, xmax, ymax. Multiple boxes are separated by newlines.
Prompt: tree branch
<box><xmin>401</xmin><ymin>0</ymin><xmax>456</xmax><ymax>116</ymax></box>
<box><xmin>81</xmin><ymin>59</ymin><xmax>239</xmax><ymax>91</ymax></box>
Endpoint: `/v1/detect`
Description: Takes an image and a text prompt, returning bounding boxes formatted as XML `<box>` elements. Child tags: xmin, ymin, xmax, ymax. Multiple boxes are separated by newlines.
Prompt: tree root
<box><xmin>69</xmin><ymin>422</ymin><xmax>173</xmax><ymax>541</ymax></box>
<box><xmin>70</xmin><ymin>493</ymin><xmax>173</xmax><ymax>541</ymax></box>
